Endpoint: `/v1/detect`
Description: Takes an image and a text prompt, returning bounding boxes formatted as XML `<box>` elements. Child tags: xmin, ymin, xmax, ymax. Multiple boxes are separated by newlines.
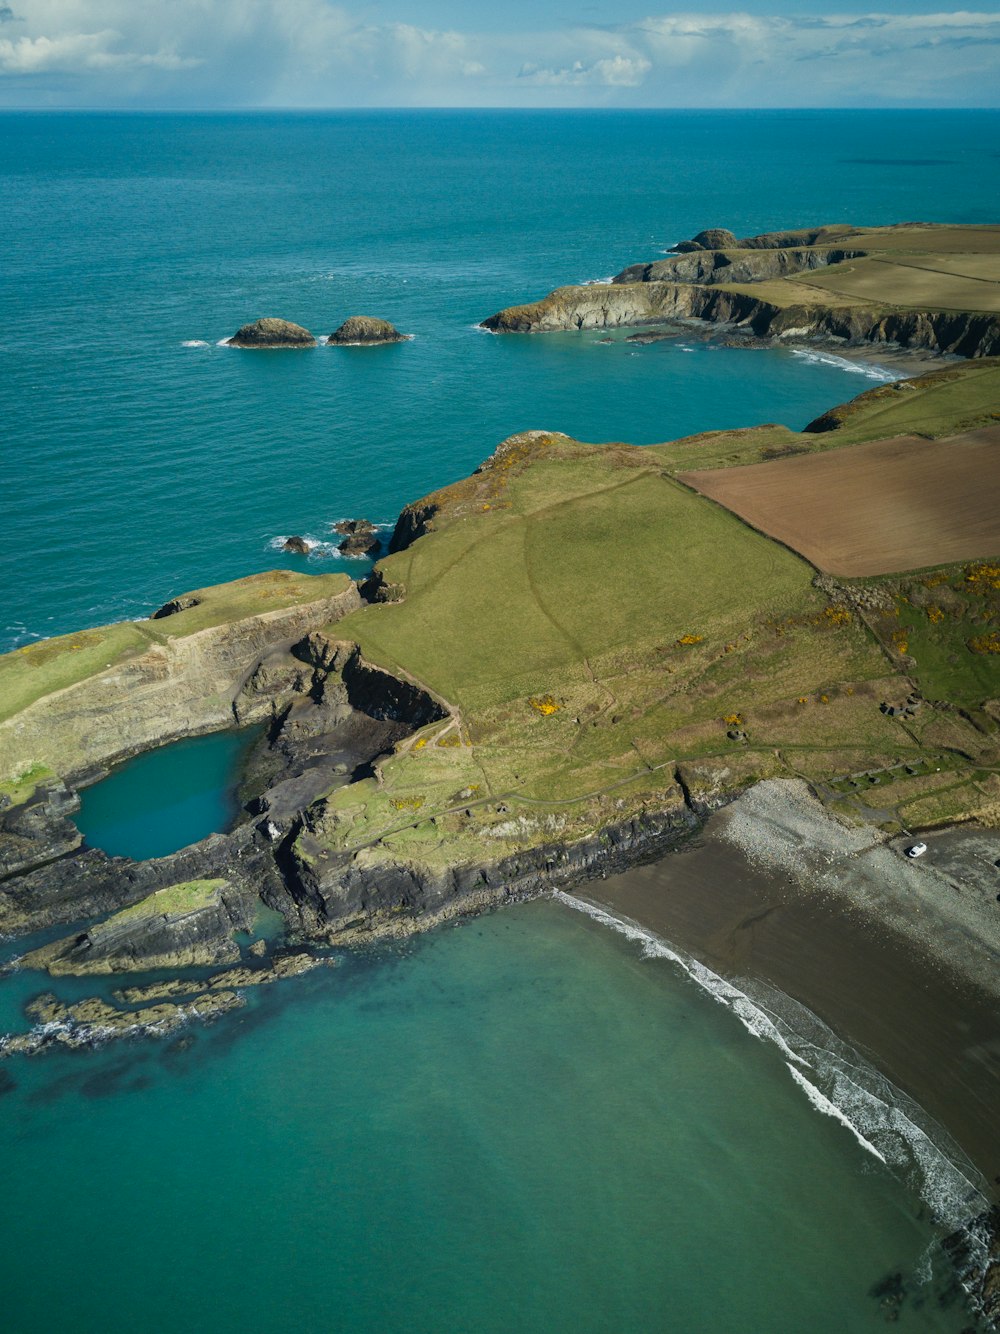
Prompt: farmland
<box><xmin>678</xmin><ymin>424</ymin><xmax>1000</xmax><ymax>577</ymax></box>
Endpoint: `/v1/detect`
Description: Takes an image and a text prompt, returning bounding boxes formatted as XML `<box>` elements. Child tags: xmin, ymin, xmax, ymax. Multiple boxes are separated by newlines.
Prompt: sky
<box><xmin>0</xmin><ymin>2</ymin><xmax>998</xmax><ymax>108</ymax></box>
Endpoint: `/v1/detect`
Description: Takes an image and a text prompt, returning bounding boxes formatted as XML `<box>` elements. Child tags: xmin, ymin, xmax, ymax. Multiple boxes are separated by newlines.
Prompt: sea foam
<box><xmin>554</xmin><ymin>891</ymin><xmax>987</xmax><ymax>1232</ymax></box>
<box><xmin>791</xmin><ymin>348</ymin><xmax>904</xmax><ymax>382</ymax></box>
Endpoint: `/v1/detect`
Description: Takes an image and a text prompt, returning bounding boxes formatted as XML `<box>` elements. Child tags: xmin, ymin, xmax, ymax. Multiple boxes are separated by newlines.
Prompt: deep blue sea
<box><xmin>2</xmin><ymin>110</ymin><xmax>999</xmax><ymax>1332</ymax></box>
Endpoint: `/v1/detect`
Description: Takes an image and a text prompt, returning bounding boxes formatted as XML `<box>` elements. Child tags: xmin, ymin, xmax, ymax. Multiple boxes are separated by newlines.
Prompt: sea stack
<box><xmin>227</xmin><ymin>318</ymin><xmax>316</xmax><ymax>348</ymax></box>
<box><xmin>334</xmin><ymin>519</ymin><xmax>381</xmax><ymax>557</ymax></box>
<box><xmin>328</xmin><ymin>316</ymin><xmax>409</xmax><ymax>345</ymax></box>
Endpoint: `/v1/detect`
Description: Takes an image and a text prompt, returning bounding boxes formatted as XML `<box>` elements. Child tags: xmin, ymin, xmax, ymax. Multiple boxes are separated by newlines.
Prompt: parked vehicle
<box><xmin>905</xmin><ymin>842</ymin><xmax>928</xmax><ymax>858</ymax></box>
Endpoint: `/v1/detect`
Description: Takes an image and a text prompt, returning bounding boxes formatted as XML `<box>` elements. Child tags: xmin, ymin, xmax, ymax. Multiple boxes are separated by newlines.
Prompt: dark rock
<box><xmin>357</xmin><ymin>568</ymin><xmax>405</xmax><ymax>604</ymax></box>
<box><xmin>0</xmin><ymin>781</ymin><xmax>83</xmax><ymax>881</ymax></box>
<box><xmin>333</xmin><ymin>519</ymin><xmax>376</xmax><ymax>537</ymax></box>
<box><xmin>338</xmin><ymin>532</ymin><xmax>381</xmax><ymax>558</ymax></box>
<box><xmin>389</xmin><ymin>499</ymin><xmax>439</xmax><ymax>553</ymax></box>
<box><xmin>672</xmin><ymin>240</ymin><xmax>704</xmax><ymax>253</ymax></box>
<box><xmin>625</xmin><ymin>330</ymin><xmax>682</xmax><ymax>344</ymax></box>
<box><xmin>282</xmin><ymin>536</ymin><xmax>311</xmax><ymax>554</ymax></box>
<box><xmin>327</xmin><ymin>316</ymin><xmax>408</xmax><ymax>346</ymax></box>
<box><xmin>333</xmin><ymin>519</ymin><xmax>381</xmax><ymax>557</ymax></box>
<box><xmin>151</xmin><ymin>595</ymin><xmax>200</xmax><ymax>620</ymax></box>
<box><xmin>226</xmin><ymin>318</ymin><xmax>316</xmax><ymax>349</ymax></box>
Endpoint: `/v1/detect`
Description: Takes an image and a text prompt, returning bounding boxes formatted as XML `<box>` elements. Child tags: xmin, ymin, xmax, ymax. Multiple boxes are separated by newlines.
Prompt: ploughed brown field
<box><xmin>678</xmin><ymin>424</ymin><xmax>1000</xmax><ymax>576</ymax></box>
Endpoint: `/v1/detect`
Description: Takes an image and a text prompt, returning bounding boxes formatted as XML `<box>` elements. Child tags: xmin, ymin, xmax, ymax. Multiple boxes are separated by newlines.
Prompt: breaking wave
<box><xmin>790</xmin><ymin>349</ymin><xmax>904</xmax><ymax>382</ymax></box>
<box><xmin>181</xmin><ymin>340</ymin><xmax>210</xmax><ymax>348</ymax></box>
<box><xmin>554</xmin><ymin>891</ymin><xmax>987</xmax><ymax>1233</ymax></box>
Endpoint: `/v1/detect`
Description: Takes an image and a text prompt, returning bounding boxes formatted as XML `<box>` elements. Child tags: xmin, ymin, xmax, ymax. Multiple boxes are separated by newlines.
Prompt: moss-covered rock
<box><xmin>227</xmin><ymin>318</ymin><xmax>316</xmax><ymax>348</ymax></box>
<box><xmin>328</xmin><ymin>316</ymin><xmax>408</xmax><ymax>345</ymax></box>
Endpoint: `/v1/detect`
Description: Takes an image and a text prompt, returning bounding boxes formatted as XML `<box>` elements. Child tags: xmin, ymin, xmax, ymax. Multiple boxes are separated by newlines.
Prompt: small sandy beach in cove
<box><xmin>573</xmin><ymin>780</ymin><xmax>1000</xmax><ymax>1197</ymax></box>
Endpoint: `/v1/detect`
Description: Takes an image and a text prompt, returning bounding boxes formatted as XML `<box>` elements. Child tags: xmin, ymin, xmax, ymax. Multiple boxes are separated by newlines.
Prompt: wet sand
<box><xmin>579</xmin><ymin>789</ymin><xmax>1000</xmax><ymax>1198</ymax></box>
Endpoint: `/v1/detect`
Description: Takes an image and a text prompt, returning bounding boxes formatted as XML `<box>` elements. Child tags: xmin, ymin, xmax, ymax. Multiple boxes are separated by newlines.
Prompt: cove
<box><xmin>75</xmin><ymin>728</ymin><xmax>258</xmax><ymax>861</ymax></box>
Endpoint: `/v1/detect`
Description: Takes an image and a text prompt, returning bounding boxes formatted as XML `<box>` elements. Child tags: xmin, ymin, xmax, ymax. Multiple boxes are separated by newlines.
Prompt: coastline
<box><xmin>570</xmin><ymin>780</ymin><xmax>1000</xmax><ymax>1200</ymax></box>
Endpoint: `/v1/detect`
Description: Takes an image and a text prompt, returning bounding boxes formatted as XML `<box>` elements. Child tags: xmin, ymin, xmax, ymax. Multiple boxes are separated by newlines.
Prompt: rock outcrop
<box><xmin>482</xmin><ymin>222</ymin><xmax>1000</xmax><ymax>357</ymax></box>
<box><xmin>334</xmin><ymin>519</ymin><xmax>382</xmax><ymax>557</ymax></box>
<box><xmin>21</xmin><ymin>878</ymin><xmax>247</xmax><ymax>975</ymax></box>
<box><xmin>328</xmin><ymin>317</ymin><xmax>409</xmax><ymax>345</ymax></box>
<box><xmin>283</xmin><ymin>536</ymin><xmax>312</xmax><ymax>554</ymax></box>
<box><xmin>613</xmin><ymin>246</ymin><xmax>864</xmax><ymax>287</ymax></box>
<box><xmin>227</xmin><ymin>318</ymin><xmax>316</xmax><ymax>348</ymax></box>
<box><xmin>286</xmin><ymin>802</ymin><xmax>700</xmax><ymax>943</ymax></box>
<box><xmin>481</xmin><ymin>280</ymin><xmax>1000</xmax><ymax>357</ymax></box>
<box><xmin>0</xmin><ymin>572</ymin><xmax>361</xmax><ymax>788</ymax></box>
<box><xmin>676</xmin><ymin>227</ymin><xmax>738</xmax><ymax>251</ymax></box>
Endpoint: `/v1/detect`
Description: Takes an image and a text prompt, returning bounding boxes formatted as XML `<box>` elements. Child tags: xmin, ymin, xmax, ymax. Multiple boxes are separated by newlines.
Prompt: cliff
<box><xmin>482</xmin><ymin>222</ymin><xmax>1000</xmax><ymax>358</ymax></box>
<box><xmin>0</xmin><ymin>570</ymin><xmax>361</xmax><ymax>788</ymax></box>
<box><xmin>482</xmin><ymin>280</ymin><xmax>1000</xmax><ymax>357</ymax></box>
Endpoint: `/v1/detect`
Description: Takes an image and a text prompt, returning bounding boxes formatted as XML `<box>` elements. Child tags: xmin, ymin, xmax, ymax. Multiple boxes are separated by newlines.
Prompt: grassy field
<box><xmin>303</xmin><ymin>360</ymin><xmax>1000</xmax><ymax>859</ymax></box>
<box><xmin>713</xmin><ymin>223</ymin><xmax>1000</xmax><ymax>315</ymax></box>
<box><xmin>310</xmin><ymin>426</ymin><xmax>979</xmax><ymax>859</ymax></box>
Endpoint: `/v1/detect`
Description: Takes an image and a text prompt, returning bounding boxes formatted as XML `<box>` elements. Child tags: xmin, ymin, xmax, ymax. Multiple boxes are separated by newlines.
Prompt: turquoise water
<box><xmin>2</xmin><ymin>110</ymin><xmax>998</xmax><ymax>649</ymax></box>
<box><xmin>2</xmin><ymin>111</ymin><xmax>998</xmax><ymax>1329</ymax></box>
<box><xmin>75</xmin><ymin>729</ymin><xmax>257</xmax><ymax>860</ymax></box>
<box><xmin>0</xmin><ymin>903</ymin><xmax>979</xmax><ymax>1333</ymax></box>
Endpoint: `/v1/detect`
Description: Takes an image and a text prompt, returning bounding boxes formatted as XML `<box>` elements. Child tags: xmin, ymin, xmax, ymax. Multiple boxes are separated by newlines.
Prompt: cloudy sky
<box><xmin>0</xmin><ymin>1</ymin><xmax>998</xmax><ymax>108</ymax></box>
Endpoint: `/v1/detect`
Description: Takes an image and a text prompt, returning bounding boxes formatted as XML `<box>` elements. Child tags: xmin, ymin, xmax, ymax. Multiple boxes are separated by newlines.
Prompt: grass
<box><xmin>0</xmin><ymin>762</ymin><xmax>55</xmax><ymax>806</ymax></box>
<box><xmin>301</xmin><ymin>358</ymin><xmax>1000</xmax><ymax>863</ymax></box>
<box><xmin>339</xmin><ymin>447</ymin><xmax>812</xmax><ymax>716</ymax></box>
<box><xmin>146</xmin><ymin>570</ymin><xmax>353</xmax><ymax>640</ymax></box>
<box><xmin>94</xmin><ymin>879</ymin><xmax>227</xmax><ymax>932</ymax></box>
<box><xmin>0</xmin><ymin>623</ymin><xmax>156</xmax><ymax>727</ymax></box>
<box><xmin>301</xmin><ymin>429</ymin><xmax>945</xmax><ymax>863</ymax></box>
<box><xmin>861</xmin><ymin>564</ymin><xmax>1000</xmax><ymax>712</ymax></box>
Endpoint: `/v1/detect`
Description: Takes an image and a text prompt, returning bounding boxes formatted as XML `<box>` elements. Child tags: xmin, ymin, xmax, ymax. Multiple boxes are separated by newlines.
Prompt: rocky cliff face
<box><xmin>613</xmin><ymin>247</ymin><xmax>864</xmax><ymax>287</ymax></box>
<box><xmin>481</xmin><ymin>280</ymin><xmax>1000</xmax><ymax>358</ymax></box>
<box><xmin>285</xmin><ymin>800</ymin><xmax>701</xmax><ymax>942</ymax></box>
<box><xmin>0</xmin><ymin>580</ymin><xmax>362</xmax><ymax>787</ymax></box>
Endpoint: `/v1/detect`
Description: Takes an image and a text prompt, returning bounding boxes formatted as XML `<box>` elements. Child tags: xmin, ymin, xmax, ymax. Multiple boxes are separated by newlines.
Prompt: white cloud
<box><xmin>0</xmin><ymin>4</ymin><xmax>997</xmax><ymax>106</ymax></box>
<box><xmin>519</xmin><ymin>54</ymin><xmax>651</xmax><ymax>86</ymax></box>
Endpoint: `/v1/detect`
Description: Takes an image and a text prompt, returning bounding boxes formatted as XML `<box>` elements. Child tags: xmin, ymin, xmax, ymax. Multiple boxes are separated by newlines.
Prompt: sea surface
<box><xmin>2</xmin><ymin>110</ymin><xmax>999</xmax><ymax>1331</ymax></box>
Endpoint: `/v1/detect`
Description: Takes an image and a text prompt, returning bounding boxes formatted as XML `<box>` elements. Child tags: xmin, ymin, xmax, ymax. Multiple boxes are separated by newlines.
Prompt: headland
<box><xmin>1</xmin><ymin>222</ymin><xmax>999</xmax><ymax>1319</ymax></box>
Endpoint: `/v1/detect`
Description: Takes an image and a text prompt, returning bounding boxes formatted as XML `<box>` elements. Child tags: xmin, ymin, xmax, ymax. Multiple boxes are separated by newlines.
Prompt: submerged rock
<box><xmin>327</xmin><ymin>316</ymin><xmax>408</xmax><ymax>345</ymax></box>
<box><xmin>625</xmin><ymin>330</ymin><xmax>682</xmax><ymax>344</ymax></box>
<box><xmin>227</xmin><ymin>318</ymin><xmax>316</xmax><ymax>348</ymax></box>
<box><xmin>1</xmin><ymin>989</ymin><xmax>244</xmax><ymax>1058</ymax></box>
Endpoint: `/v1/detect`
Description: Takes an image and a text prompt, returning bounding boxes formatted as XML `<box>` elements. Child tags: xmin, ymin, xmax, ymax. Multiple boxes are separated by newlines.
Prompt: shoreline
<box><xmin>569</xmin><ymin>780</ymin><xmax>1000</xmax><ymax>1201</ymax></box>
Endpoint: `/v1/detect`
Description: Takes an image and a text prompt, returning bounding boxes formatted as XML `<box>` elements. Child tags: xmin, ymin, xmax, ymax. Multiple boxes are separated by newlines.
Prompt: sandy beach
<box><xmin>576</xmin><ymin>780</ymin><xmax>1000</xmax><ymax>1198</ymax></box>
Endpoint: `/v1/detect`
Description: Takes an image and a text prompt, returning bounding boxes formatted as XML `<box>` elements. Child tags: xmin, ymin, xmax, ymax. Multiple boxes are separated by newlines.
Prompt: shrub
<box><xmin>529</xmin><ymin>694</ymin><xmax>561</xmax><ymax>716</ymax></box>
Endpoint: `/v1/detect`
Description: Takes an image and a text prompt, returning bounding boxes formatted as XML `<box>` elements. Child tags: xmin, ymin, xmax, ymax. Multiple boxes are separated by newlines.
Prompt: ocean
<box><xmin>2</xmin><ymin>109</ymin><xmax>998</xmax><ymax>1331</ymax></box>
